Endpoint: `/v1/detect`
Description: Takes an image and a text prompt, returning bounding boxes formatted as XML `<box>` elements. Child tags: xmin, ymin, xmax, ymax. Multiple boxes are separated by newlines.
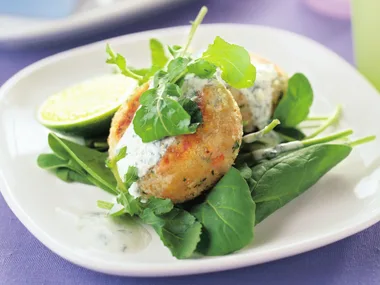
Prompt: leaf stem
<box><xmin>305</xmin><ymin>116</ymin><xmax>329</xmax><ymax>121</ymax></box>
<box><xmin>250</xmin><ymin>129</ymin><xmax>353</xmax><ymax>162</ymax></box>
<box><xmin>121</xmin><ymin>69</ymin><xmax>143</xmax><ymax>82</ymax></box>
<box><xmin>243</xmin><ymin>119</ymin><xmax>280</xmax><ymax>143</ymax></box>
<box><xmin>108</xmin><ymin>159</ymin><xmax>127</xmax><ymax>193</ymax></box>
<box><xmin>299</xmin><ymin>124</ymin><xmax>322</xmax><ymax>129</ymax></box>
<box><xmin>106</xmin><ymin>44</ymin><xmax>143</xmax><ymax>81</ymax></box>
<box><xmin>276</xmin><ymin>132</ymin><xmax>296</xmax><ymax>142</ymax></box>
<box><xmin>346</xmin><ymin>135</ymin><xmax>376</xmax><ymax>147</ymax></box>
<box><xmin>170</xmin><ymin>68</ymin><xmax>189</xmax><ymax>84</ymax></box>
<box><xmin>305</xmin><ymin>105</ymin><xmax>342</xmax><ymax>139</ymax></box>
<box><xmin>302</xmin><ymin>129</ymin><xmax>353</xmax><ymax>147</ymax></box>
<box><xmin>181</xmin><ymin>6</ymin><xmax>208</xmax><ymax>57</ymax></box>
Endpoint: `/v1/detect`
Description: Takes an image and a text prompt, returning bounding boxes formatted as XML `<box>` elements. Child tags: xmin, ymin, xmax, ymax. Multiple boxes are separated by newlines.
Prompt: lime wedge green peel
<box><xmin>38</xmin><ymin>74</ymin><xmax>138</xmax><ymax>137</ymax></box>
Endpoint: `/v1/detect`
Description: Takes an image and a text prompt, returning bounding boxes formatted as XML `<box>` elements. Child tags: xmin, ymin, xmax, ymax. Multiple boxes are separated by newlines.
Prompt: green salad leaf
<box><xmin>168</xmin><ymin>45</ymin><xmax>183</xmax><ymax>58</ymax></box>
<box><xmin>202</xmin><ymin>36</ymin><xmax>256</xmax><ymax>88</ymax></box>
<box><xmin>38</xmin><ymin>133</ymin><xmax>117</xmax><ymax>194</ymax></box>
<box><xmin>105</xmin><ymin>147</ymin><xmax>143</xmax><ymax>216</ymax></box>
<box><xmin>133</xmin><ymin>88</ymin><xmax>198</xmax><ymax>142</ymax></box>
<box><xmin>115</xmin><ymin>191</ymin><xmax>142</xmax><ymax>216</ymax></box>
<box><xmin>113</xmin><ymin>145</ymin><xmax>127</xmax><ymax>162</ymax></box>
<box><xmin>275</xmin><ymin>126</ymin><xmax>306</xmax><ymax>141</ymax></box>
<box><xmin>166</xmin><ymin>57</ymin><xmax>189</xmax><ymax>83</ymax></box>
<box><xmin>150</xmin><ymin>38</ymin><xmax>169</xmax><ymax>68</ymax></box>
<box><xmin>136</xmin><ymin>39</ymin><xmax>171</xmax><ymax>83</ymax></box>
<box><xmin>105</xmin><ymin>44</ymin><xmax>143</xmax><ymax>83</ymax></box>
<box><xmin>178</xmin><ymin>97</ymin><xmax>203</xmax><ymax>125</ymax></box>
<box><xmin>187</xmin><ymin>59</ymin><xmax>217</xmax><ymax>79</ymax></box>
<box><xmin>250</xmin><ymin>144</ymin><xmax>351</xmax><ymax>224</ymax></box>
<box><xmin>123</xmin><ymin>166</ymin><xmax>139</xmax><ymax>188</ymax></box>
<box><xmin>237</xmin><ymin>163</ymin><xmax>253</xmax><ymax>179</ymax></box>
<box><xmin>133</xmin><ymin>57</ymin><xmax>200</xmax><ymax>143</ymax></box>
<box><xmin>37</xmin><ymin>153</ymin><xmax>72</xmax><ymax>170</ymax></box>
<box><xmin>143</xmin><ymin>197</ymin><xmax>174</xmax><ymax>215</ymax></box>
<box><xmin>273</xmin><ymin>73</ymin><xmax>314</xmax><ymax>127</ymax></box>
<box><xmin>54</xmin><ymin>168</ymin><xmax>93</xmax><ymax>185</ymax></box>
<box><xmin>141</xmin><ymin>207</ymin><xmax>202</xmax><ymax>259</ymax></box>
<box><xmin>191</xmin><ymin>167</ymin><xmax>255</xmax><ymax>256</ymax></box>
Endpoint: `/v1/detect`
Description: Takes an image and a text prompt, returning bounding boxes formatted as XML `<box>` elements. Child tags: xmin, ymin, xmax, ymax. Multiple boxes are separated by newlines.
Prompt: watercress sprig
<box><xmin>106</xmin><ymin>44</ymin><xmax>144</xmax><ymax>83</ymax></box>
<box><xmin>103</xmin><ymin>146</ymin><xmax>142</xmax><ymax>215</ymax></box>
<box><xmin>201</xmin><ymin>36</ymin><xmax>256</xmax><ymax>88</ymax></box>
<box><xmin>130</xmin><ymin>8</ymin><xmax>210</xmax><ymax>142</ymax></box>
<box><xmin>133</xmin><ymin>59</ymin><xmax>201</xmax><ymax>142</ymax></box>
<box><xmin>107</xmin><ymin>5</ymin><xmax>257</xmax><ymax>142</ymax></box>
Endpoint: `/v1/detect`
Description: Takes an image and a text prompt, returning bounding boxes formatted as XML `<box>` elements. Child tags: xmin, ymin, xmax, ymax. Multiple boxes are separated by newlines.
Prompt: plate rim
<box><xmin>0</xmin><ymin>0</ymin><xmax>189</xmax><ymax>43</ymax></box>
<box><xmin>1</xmin><ymin>23</ymin><xmax>380</xmax><ymax>277</ymax></box>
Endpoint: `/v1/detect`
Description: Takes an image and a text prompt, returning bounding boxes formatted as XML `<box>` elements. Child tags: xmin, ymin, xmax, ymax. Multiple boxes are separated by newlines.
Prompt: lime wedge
<box><xmin>38</xmin><ymin>74</ymin><xmax>138</xmax><ymax>137</ymax></box>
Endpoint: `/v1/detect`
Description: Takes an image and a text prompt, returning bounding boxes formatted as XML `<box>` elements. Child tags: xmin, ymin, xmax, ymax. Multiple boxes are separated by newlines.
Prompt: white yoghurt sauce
<box><xmin>56</xmin><ymin>207</ymin><xmax>151</xmax><ymax>254</ymax></box>
<box><xmin>240</xmin><ymin>63</ymin><xmax>279</xmax><ymax>129</ymax></box>
<box><xmin>115</xmin><ymin>74</ymin><xmax>211</xmax><ymax>197</ymax></box>
<box><xmin>252</xmin><ymin>141</ymin><xmax>303</xmax><ymax>161</ymax></box>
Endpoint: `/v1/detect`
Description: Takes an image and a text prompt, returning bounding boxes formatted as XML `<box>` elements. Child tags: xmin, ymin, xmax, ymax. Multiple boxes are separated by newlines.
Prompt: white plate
<box><xmin>1</xmin><ymin>24</ymin><xmax>380</xmax><ymax>277</ymax></box>
<box><xmin>0</xmin><ymin>0</ymin><xmax>188</xmax><ymax>46</ymax></box>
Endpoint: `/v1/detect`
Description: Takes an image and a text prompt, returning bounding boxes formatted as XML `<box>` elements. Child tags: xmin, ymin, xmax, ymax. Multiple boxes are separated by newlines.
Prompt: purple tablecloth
<box><xmin>1</xmin><ymin>0</ymin><xmax>379</xmax><ymax>284</ymax></box>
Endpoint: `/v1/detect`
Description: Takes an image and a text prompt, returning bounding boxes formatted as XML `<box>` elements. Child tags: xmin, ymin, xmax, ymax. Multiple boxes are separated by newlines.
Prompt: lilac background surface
<box><xmin>1</xmin><ymin>0</ymin><xmax>379</xmax><ymax>284</ymax></box>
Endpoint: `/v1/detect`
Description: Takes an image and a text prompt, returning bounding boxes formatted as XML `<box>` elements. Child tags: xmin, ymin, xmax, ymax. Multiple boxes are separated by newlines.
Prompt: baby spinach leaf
<box><xmin>38</xmin><ymin>151</ymin><xmax>115</xmax><ymax>192</ymax></box>
<box><xmin>202</xmin><ymin>36</ymin><xmax>256</xmax><ymax>88</ymax></box>
<box><xmin>37</xmin><ymin>153</ymin><xmax>70</xmax><ymax>170</ymax></box>
<box><xmin>188</xmin><ymin>58</ymin><xmax>216</xmax><ymax>78</ymax></box>
<box><xmin>140</xmin><ymin>207</ymin><xmax>202</xmax><ymax>259</ymax></box>
<box><xmin>39</xmin><ymin>139</ymin><xmax>118</xmax><ymax>193</ymax></box>
<box><xmin>47</xmin><ymin>133</ymin><xmax>117</xmax><ymax>194</ymax></box>
<box><xmin>55</xmin><ymin>168</ymin><xmax>92</xmax><ymax>185</ymax></box>
<box><xmin>237</xmin><ymin>163</ymin><xmax>253</xmax><ymax>179</ymax></box>
<box><xmin>251</xmin><ymin>144</ymin><xmax>351</xmax><ymax>224</ymax></box>
<box><xmin>273</xmin><ymin>73</ymin><xmax>313</xmax><ymax>127</ymax></box>
<box><xmin>47</xmin><ymin>135</ymin><xmax>71</xmax><ymax>160</ymax></box>
<box><xmin>150</xmin><ymin>38</ymin><xmax>169</xmax><ymax>68</ymax></box>
<box><xmin>191</xmin><ymin>167</ymin><xmax>255</xmax><ymax>256</ymax></box>
<box><xmin>275</xmin><ymin>126</ymin><xmax>306</xmax><ymax>141</ymax></box>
